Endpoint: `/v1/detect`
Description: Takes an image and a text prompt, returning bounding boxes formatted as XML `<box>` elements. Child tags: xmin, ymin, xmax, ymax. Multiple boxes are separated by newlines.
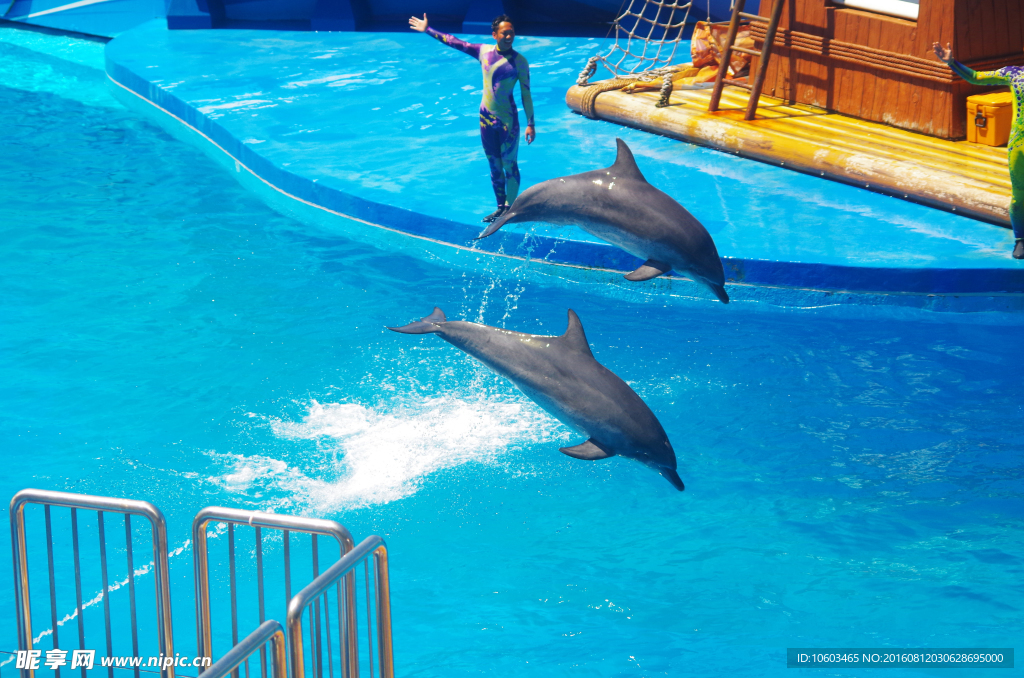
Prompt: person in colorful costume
<box><xmin>934</xmin><ymin>41</ymin><xmax>1024</xmax><ymax>259</ymax></box>
<box><xmin>410</xmin><ymin>13</ymin><xmax>535</xmax><ymax>223</ymax></box>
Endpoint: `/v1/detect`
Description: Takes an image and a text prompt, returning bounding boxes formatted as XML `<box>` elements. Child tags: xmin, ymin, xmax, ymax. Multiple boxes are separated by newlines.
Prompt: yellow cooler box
<box><xmin>967</xmin><ymin>90</ymin><xmax>1015</xmax><ymax>146</ymax></box>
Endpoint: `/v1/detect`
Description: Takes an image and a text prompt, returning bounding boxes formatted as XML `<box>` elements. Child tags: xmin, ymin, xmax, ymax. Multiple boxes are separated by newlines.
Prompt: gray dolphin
<box><xmin>388</xmin><ymin>307</ymin><xmax>684</xmax><ymax>490</ymax></box>
<box><xmin>477</xmin><ymin>138</ymin><xmax>729</xmax><ymax>303</ymax></box>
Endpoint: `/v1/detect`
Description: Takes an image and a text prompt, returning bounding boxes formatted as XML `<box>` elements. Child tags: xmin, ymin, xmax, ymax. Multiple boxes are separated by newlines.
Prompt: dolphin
<box><xmin>477</xmin><ymin>138</ymin><xmax>729</xmax><ymax>303</ymax></box>
<box><xmin>388</xmin><ymin>307</ymin><xmax>684</xmax><ymax>490</ymax></box>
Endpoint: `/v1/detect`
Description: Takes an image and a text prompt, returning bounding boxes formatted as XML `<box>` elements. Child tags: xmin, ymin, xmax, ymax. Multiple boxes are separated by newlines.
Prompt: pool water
<box><xmin>2</xmin><ymin>26</ymin><xmax>1022</xmax><ymax>678</ymax></box>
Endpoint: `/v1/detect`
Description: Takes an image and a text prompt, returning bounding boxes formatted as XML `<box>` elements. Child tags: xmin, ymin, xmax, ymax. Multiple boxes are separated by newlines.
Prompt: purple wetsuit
<box><xmin>426</xmin><ymin>27</ymin><xmax>534</xmax><ymax>207</ymax></box>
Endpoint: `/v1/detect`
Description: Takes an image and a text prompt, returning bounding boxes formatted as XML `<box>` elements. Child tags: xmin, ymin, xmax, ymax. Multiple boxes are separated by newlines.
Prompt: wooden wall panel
<box><xmin>749</xmin><ymin>0</ymin><xmax>1024</xmax><ymax>139</ymax></box>
<box><xmin>957</xmin><ymin>0</ymin><xmax>1024</xmax><ymax>62</ymax></box>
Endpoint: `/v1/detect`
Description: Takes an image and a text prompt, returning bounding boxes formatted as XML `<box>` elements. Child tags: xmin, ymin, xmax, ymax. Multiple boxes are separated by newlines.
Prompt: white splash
<box><xmin>212</xmin><ymin>395</ymin><xmax>568</xmax><ymax>512</ymax></box>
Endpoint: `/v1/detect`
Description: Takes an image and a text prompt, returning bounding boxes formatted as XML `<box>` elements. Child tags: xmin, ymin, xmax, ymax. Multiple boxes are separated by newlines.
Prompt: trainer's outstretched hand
<box><xmin>932</xmin><ymin>41</ymin><xmax>952</xmax><ymax>63</ymax></box>
<box><xmin>525</xmin><ymin>125</ymin><xmax>535</xmax><ymax>145</ymax></box>
<box><xmin>409</xmin><ymin>13</ymin><xmax>428</xmax><ymax>32</ymax></box>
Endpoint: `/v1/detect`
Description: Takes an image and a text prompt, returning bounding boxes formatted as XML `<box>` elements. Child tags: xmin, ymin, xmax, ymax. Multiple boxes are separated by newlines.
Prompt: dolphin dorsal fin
<box><xmin>561</xmin><ymin>310</ymin><xmax>593</xmax><ymax>357</ymax></box>
<box><xmin>609</xmin><ymin>138</ymin><xmax>646</xmax><ymax>181</ymax></box>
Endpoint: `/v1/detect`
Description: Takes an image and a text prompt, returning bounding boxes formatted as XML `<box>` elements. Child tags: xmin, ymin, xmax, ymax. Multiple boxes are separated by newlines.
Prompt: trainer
<box><xmin>935</xmin><ymin>41</ymin><xmax>1024</xmax><ymax>259</ymax></box>
<box><xmin>410</xmin><ymin>13</ymin><xmax>535</xmax><ymax>223</ymax></box>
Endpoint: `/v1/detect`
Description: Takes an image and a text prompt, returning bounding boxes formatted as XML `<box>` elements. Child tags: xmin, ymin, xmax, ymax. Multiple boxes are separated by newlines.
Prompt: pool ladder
<box><xmin>8</xmin><ymin>489</ymin><xmax>394</xmax><ymax>678</ymax></box>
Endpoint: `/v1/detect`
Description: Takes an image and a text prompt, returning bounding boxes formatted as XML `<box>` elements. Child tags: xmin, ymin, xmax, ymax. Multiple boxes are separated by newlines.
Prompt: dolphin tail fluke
<box><xmin>474</xmin><ymin>208</ymin><xmax>516</xmax><ymax>240</ymax></box>
<box><xmin>474</xmin><ymin>222</ymin><xmax>502</xmax><ymax>240</ymax></box>
<box><xmin>710</xmin><ymin>283</ymin><xmax>730</xmax><ymax>304</ymax></box>
<box><xmin>387</xmin><ymin>307</ymin><xmax>446</xmax><ymax>334</ymax></box>
<box><xmin>660</xmin><ymin>468</ymin><xmax>685</xmax><ymax>491</ymax></box>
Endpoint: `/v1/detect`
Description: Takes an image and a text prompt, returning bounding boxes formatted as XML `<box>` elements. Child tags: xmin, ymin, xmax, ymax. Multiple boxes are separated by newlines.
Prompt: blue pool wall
<box><xmin>101</xmin><ymin>98</ymin><xmax>1024</xmax><ymax>318</ymax></box>
<box><xmin>167</xmin><ymin>0</ymin><xmax>735</xmax><ymax>33</ymax></box>
<box><xmin>101</xmin><ymin>22</ymin><xmax>1024</xmax><ymax>312</ymax></box>
<box><xmin>2</xmin><ymin>0</ymin><xmax>733</xmax><ymax>37</ymax></box>
<box><xmin>2</xmin><ymin>0</ymin><xmax>164</xmax><ymax>37</ymax></box>
<box><xmin>7</xmin><ymin>15</ymin><xmax>1022</xmax><ymax>311</ymax></box>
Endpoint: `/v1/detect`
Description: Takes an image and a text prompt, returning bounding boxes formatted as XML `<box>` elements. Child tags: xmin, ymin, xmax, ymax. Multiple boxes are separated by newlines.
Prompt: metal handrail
<box><xmin>191</xmin><ymin>508</ymin><xmax>357</xmax><ymax>674</ymax></box>
<box><xmin>9</xmin><ymin>489</ymin><xmax>175</xmax><ymax>678</ymax></box>
<box><xmin>286</xmin><ymin>536</ymin><xmax>393</xmax><ymax>678</ymax></box>
<box><xmin>9</xmin><ymin>491</ymin><xmax>388</xmax><ymax>678</ymax></box>
<box><xmin>202</xmin><ymin>621</ymin><xmax>287</xmax><ymax>678</ymax></box>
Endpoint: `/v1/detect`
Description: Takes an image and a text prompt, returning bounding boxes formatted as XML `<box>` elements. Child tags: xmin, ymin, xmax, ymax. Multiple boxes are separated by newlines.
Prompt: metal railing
<box><xmin>9</xmin><ymin>491</ymin><xmax>391</xmax><ymax>678</ymax></box>
<box><xmin>9</xmin><ymin>489</ymin><xmax>175</xmax><ymax>678</ymax></box>
<box><xmin>202</xmin><ymin>621</ymin><xmax>286</xmax><ymax>678</ymax></box>
<box><xmin>191</xmin><ymin>509</ymin><xmax>357</xmax><ymax>676</ymax></box>
<box><xmin>286</xmin><ymin>537</ymin><xmax>393</xmax><ymax>678</ymax></box>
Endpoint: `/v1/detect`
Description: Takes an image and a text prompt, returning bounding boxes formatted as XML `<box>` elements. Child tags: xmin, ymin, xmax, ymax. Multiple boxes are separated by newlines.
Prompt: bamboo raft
<box><xmin>566</xmin><ymin>83</ymin><xmax>1012</xmax><ymax>227</ymax></box>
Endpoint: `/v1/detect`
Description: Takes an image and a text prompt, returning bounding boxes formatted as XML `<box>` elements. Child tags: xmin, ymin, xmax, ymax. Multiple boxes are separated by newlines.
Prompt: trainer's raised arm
<box><xmin>408</xmin><ymin>13</ymin><xmax>427</xmax><ymax>32</ymax></box>
<box><xmin>933</xmin><ymin>37</ymin><xmax>1010</xmax><ymax>86</ymax></box>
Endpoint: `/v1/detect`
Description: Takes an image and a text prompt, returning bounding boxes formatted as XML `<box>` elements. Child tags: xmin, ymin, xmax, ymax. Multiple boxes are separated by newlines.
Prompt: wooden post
<box><xmin>745</xmin><ymin>0</ymin><xmax>786</xmax><ymax>120</ymax></box>
<box><xmin>708</xmin><ymin>0</ymin><xmax>746</xmax><ymax>112</ymax></box>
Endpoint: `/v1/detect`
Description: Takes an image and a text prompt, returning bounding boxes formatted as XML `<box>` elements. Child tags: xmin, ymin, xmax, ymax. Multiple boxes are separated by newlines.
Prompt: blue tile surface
<box><xmin>105</xmin><ymin>20</ymin><xmax>1024</xmax><ymax>296</ymax></box>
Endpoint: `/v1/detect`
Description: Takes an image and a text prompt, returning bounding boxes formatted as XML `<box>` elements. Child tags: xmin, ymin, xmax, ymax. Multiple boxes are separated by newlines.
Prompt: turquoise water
<box><xmin>2</xmin><ymin>26</ymin><xmax>1023</xmax><ymax>677</ymax></box>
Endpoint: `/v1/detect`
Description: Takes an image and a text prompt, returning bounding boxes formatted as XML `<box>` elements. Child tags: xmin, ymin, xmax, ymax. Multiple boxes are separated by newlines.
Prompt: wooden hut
<box><xmin>749</xmin><ymin>0</ymin><xmax>1024</xmax><ymax>139</ymax></box>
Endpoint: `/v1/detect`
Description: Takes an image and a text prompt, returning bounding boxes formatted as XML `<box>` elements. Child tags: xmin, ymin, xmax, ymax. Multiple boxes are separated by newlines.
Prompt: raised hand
<box><xmin>932</xmin><ymin>41</ymin><xmax>952</xmax><ymax>63</ymax></box>
<box><xmin>409</xmin><ymin>13</ymin><xmax>428</xmax><ymax>32</ymax></box>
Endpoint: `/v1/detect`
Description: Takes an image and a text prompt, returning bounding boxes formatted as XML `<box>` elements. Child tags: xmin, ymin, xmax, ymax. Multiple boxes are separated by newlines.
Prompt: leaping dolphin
<box><xmin>477</xmin><ymin>138</ymin><xmax>729</xmax><ymax>303</ymax></box>
<box><xmin>388</xmin><ymin>308</ymin><xmax>684</xmax><ymax>490</ymax></box>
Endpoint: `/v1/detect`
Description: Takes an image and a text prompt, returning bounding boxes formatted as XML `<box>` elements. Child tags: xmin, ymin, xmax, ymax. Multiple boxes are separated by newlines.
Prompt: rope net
<box><xmin>582</xmin><ymin>0</ymin><xmax>696</xmax><ymax>83</ymax></box>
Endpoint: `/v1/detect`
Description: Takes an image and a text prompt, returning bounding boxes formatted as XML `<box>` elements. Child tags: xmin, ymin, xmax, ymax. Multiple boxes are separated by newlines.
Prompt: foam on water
<box><xmin>211</xmin><ymin>393</ymin><xmax>570</xmax><ymax>512</ymax></box>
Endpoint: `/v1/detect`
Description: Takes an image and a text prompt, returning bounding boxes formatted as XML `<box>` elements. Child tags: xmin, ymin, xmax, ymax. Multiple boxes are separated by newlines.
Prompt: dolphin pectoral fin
<box><xmin>387</xmin><ymin>307</ymin><xmax>446</xmax><ymax>334</ymax></box>
<box><xmin>659</xmin><ymin>468</ymin><xmax>685</xmax><ymax>491</ymax></box>
<box><xmin>624</xmin><ymin>259</ymin><xmax>672</xmax><ymax>281</ymax></box>
<box><xmin>559</xmin><ymin>439</ymin><xmax>615</xmax><ymax>460</ymax></box>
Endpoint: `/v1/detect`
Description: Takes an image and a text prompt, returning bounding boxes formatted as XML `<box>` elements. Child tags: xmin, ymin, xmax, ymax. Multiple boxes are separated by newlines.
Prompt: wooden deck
<box><xmin>566</xmin><ymin>83</ymin><xmax>1011</xmax><ymax>227</ymax></box>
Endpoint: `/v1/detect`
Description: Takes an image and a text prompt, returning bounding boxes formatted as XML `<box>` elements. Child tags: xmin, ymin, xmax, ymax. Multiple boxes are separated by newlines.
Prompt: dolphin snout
<box><xmin>659</xmin><ymin>467</ymin><xmax>685</xmax><ymax>491</ymax></box>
